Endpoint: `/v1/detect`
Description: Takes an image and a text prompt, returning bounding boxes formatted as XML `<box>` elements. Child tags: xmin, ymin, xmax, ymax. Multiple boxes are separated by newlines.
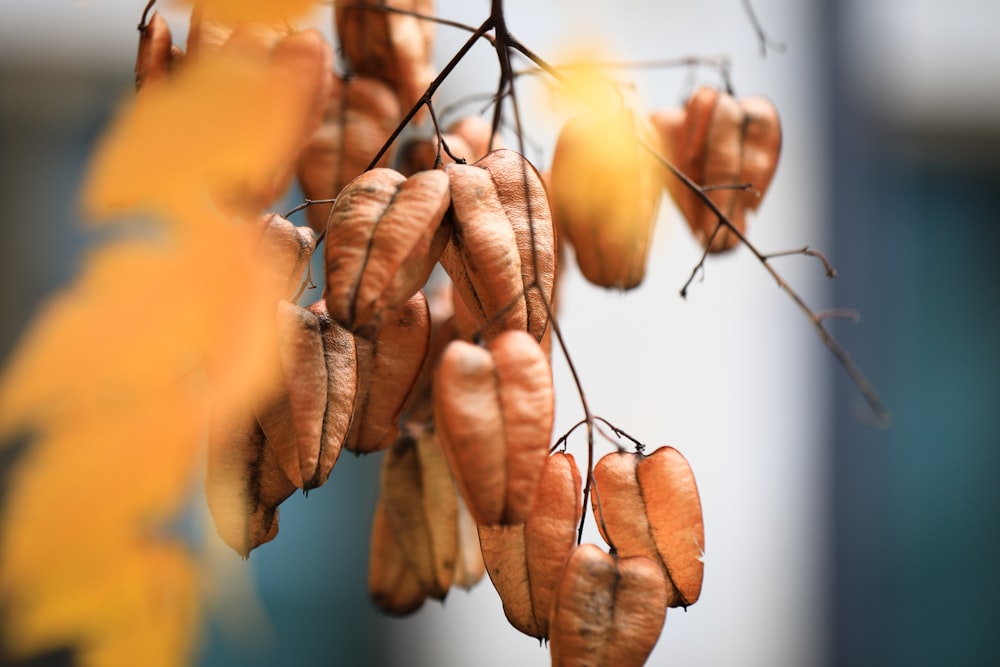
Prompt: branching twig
<box><xmin>740</xmin><ymin>0</ymin><xmax>788</xmax><ymax>57</ymax></box>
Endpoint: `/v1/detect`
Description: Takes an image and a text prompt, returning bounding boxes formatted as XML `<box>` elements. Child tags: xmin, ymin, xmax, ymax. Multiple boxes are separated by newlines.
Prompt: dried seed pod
<box><xmin>345</xmin><ymin>290</ymin><xmax>431</xmax><ymax>454</ymax></box>
<box><xmin>550</xmin><ymin>109</ymin><xmax>662</xmax><ymax>290</ymax></box>
<box><xmin>381</xmin><ymin>429</ymin><xmax>458</xmax><ymax>599</ymax></box>
<box><xmin>653</xmin><ymin>87</ymin><xmax>782</xmax><ymax>252</ymax></box>
<box><xmin>253</xmin><ymin>300</ymin><xmax>328</xmax><ymax>489</ymax></box>
<box><xmin>187</xmin><ymin>3</ymin><xmax>290</xmax><ymax>57</ymax></box>
<box><xmin>368</xmin><ymin>498</ymin><xmax>428</xmax><ymax>616</ymax></box>
<box><xmin>452</xmin><ymin>494</ymin><xmax>485</xmax><ymax>590</ymax></box>
<box><xmin>135</xmin><ymin>12</ymin><xmax>181</xmax><ymax>90</ymax></box>
<box><xmin>441</xmin><ymin>149</ymin><xmax>556</xmax><ymax>341</ymax></box>
<box><xmin>478</xmin><ymin>452</ymin><xmax>581</xmax><ymax>639</ymax></box>
<box><xmin>255</xmin><ymin>214</ymin><xmax>316</xmax><ymax>300</ymax></box>
<box><xmin>592</xmin><ymin>447</ymin><xmax>705</xmax><ymax>608</ymax></box>
<box><xmin>334</xmin><ymin>0</ymin><xmax>436</xmax><ymax>114</ymax></box>
<box><xmin>434</xmin><ymin>330</ymin><xmax>554</xmax><ymax>525</ymax></box>
<box><xmin>325</xmin><ymin>168</ymin><xmax>450</xmax><ymax>337</ymax></box>
<box><xmin>304</xmin><ymin>300</ymin><xmax>358</xmax><ymax>489</ymax></box>
<box><xmin>206</xmin><ymin>396</ymin><xmax>297</xmax><ymax>557</ymax></box>
<box><xmin>297</xmin><ymin>75</ymin><xmax>402</xmax><ymax>235</ymax></box>
<box><xmin>549</xmin><ymin>545</ymin><xmax>668</xmax><ymax>667</ymax></box>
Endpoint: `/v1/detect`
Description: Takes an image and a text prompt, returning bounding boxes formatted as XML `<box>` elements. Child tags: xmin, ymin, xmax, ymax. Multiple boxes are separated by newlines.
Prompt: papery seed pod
<box><xmin>325</xmin><ymin>168</ymin><xmax>450</xmax><ymax>337</ymax></box>
<box><xmin>653</xmin><ymin>87</ymin><xmax>782</xmax><ymax>252</ymax></box>
<box><xmin>187</xmin><ymin>3</ymin><xmax>290</xmax><ymax>57</ymax></box>
<box><xmin>304</xmin><ymin>300</ymin><xmax>358</xmax><ymax>489</ymax></box>
<box><xmin>441</xmin><ymin>149</ymin><xmax>556</xmax><ymax>341</ymax></box>
<box><xmin>297</xmin><ymin>75</ymin><xmax>402</xmax><ymax>235</ymax></box>
<box><xmin>478</xmin><ymin>452</ymin><xmax>581</xmax><ymax>639</ymax></box>
<box><xmin>334</xmin><ymin>0</ymin><xmax>436</xmax><ymax>116</ymax></box>
<box><xmin>550</xmin><ymin>109</ymin><xmax>662</xmax><ymax>290</ymax></box>
<box><xmin>592</xmin><ymin>446</ymin><xmax>705</xmax><ymax>608</ymax></box>
<box><xmin>206</xmin><ymin>396</ymin><xmax>297</xmax><ymax>557</ymax></box>
<box><xmin>452</xmin><ymin>494</ymin><xmax>485</xmax><ymax>590</ymax></box>
<box><xmin>434</xmin><ymin>330</ymin><xmax>554</xmax><ymax>525</ymax></box>
<box><xmin>368</xmin><ymin>498</ymin><xmax>428</xmax><ymax>616</ymax></box>
<box><xmin>253</xmin><ymin>300</ymin><xmax>328</xmax><ymax>488</ymax></box>
<box><xmin>400</xmin><ymin>310</ymin><xmax>459</xmax><ymax>426</ymax></box>
<box><xmin>345</xmin><ymin>290</ymin><xmax>431</xmax><ymax>453</ymax></box>
<box><xmin>381</xmin><ymin>428</ymin><xmax>458</xmax><ymax>599</ymax></box>
<box><xmin>549</xmin><ymin>545</ymin><xmax>668</xmax><ymax>667</ymax></box>
<box><xmin>255</xmin><ymin>214</ymin><xmax>316</xmax><ymax>300</ymax></box>
<box><xmin>135</xmin><ymin>12</ymin><xmax>181</xmax><ymax>90</ymax></box>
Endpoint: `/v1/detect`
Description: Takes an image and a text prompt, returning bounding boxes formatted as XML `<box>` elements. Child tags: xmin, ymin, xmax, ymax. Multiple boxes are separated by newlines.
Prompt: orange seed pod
<box><xmin>325</xmin><ymin>168</ymin><xmax>450</xmax><ymax>338</ymax></box>
<box><xmin>478</xmin><ymin>452</ymin><xmax>581</xmax><ymax>639</ymax></box>
<box><xmin>549</xmin><ymin>109</ymin><xmax>662</xmax><ymax>290</ymax></box>
<box><xmin>592</xmin><ymin>446</ymin><xmax>705</xmax><ymax>607</ymax></box>
<box><xmin>368</xmin><ymin>498</ymin><xmax>428</xmax><ymax>616</ymax></box>
<box><xmin>549</xmin><ymin>545</ymin><xmax>668</xmax><ymax>667</ymax></box>
<box><xmin>434</xmin><ymin>330</ymin><xmax>554</xmax><ymax>525</ymax></box>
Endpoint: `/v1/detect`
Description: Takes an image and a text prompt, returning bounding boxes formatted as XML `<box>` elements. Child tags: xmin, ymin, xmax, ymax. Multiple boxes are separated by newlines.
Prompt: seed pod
<box><xmin>452</xmin><ymin>494</ymin><xmax>485</xmax><ymax>590</ymax></box>
<box><xmin>549</xmin><ymin>545</ymin><xmax>668</xmax><ymax>667</ymax></box>
<box><xmin>478</xmin><ymin>452</ymin><xmax>581</xmax><ymax>639</ymax></box>
<box><xmin>206</xmin><ymin>395</ymin><xmax>297</xmax><ymax>557</ymax></box>
<box><xmin>441</xmin><ymin>149</ymin><xmax>556</xmax><ymax>341</ymax></box>
<box><xmin>304</xmin><ymin>300</ymin><xmax>358</xmax><ymax>489</ymax></box>
<box><xmin>368</xmin><ymin>498</ymin><xmax>428</xmax><ymax>616</ymax></box>
<box><xmin>434</xmin><ymin>330</ymin><xmax>554</xmax><ymax>525</ymax></box>
<box><xmin>187</xmin><ymin>3</ymin><xmax>290</xmax><ymax>57</ymax></box>
<box><xmin>135</xmin><ymin>12</ymin><xmax>180</xmax><ymax>90</ymax></box>
<box><xmin>255</xmin><ymin>214</ymin><xmax>316</xmax><ymax>300</ymax></box>
<box><xmin>345</xmin><ymin>290</ymin><xmax>431</xmax><ymax>454</ymax></box>
<box><xmin>325</xmin><ymin>168</ymin><xmax>450</xmax><ymax>338</ymax></box>
<box><xmin>334</xmin><ymin>0</ymin><xmax>436</xmax><ymax>115</ymax></box>
<box><xmin>381</xmin><ymin>429</ymin><xmax>458</xmax><ymax>599</ymax></box>
<box><xmin>592</xmin><ymin>447</ymin><xmax>705</xmax><ymax>608</ymax></box>
<box><xmin>550</xmin><ymin>109</ymin><xmax>662</xmax><ymax>290</ymax></box>
<box><xmin>297</xmin><ymin>75</ymin><xmax>402</xmax><ymax>235</ymax></box>
<box><xmin>253</xmin><ymin>300</ymin><xmax>328</xmax><ymax>489</ymax></box>
<box><xmin>653</xmin><ymin>87</ymin><xmax>782</xmax><ymax>252</ymax></box>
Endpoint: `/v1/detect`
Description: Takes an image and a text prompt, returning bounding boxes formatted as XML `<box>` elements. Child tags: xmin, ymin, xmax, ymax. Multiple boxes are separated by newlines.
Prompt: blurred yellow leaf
<box><xmin>0</xmin><ymin>13</ymin><xmax>328</xmax><ymax>666</ymax></box>
<box><xmin>178</xmin><ymin>0</ymin><xmax>318</xmax><ymax>24</ymax></box>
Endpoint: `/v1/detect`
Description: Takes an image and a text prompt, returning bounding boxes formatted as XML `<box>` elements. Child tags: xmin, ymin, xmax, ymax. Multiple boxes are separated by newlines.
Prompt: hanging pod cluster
<box><xmin>137</xmin><ymin>3</ymin><xmax>725</xmax><ymax>666</ymax></box>
<box><xmin>548</xmin><ymin>86</ymin><xmax>782</xmax><ymax>289</ymax></box>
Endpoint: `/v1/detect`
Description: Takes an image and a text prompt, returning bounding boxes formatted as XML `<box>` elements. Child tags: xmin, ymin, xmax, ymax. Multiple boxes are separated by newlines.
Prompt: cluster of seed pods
<box><xmin>134</xmin><ymin>2</ymin><xmax>785</xmax><ymax>665</ymax></box>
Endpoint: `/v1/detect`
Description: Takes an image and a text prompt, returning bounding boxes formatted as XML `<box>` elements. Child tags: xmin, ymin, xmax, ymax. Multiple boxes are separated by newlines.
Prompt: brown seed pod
<box><xmin>303</xmin><ymin>300</ymin><xmax>358</xmax><ymax>489</ymax></box>
<box><xmin>205</xmin><ymin>395</ymin><xmax>297</xmax><ymax>558</ymax></box>
<box><xmin>368</xmin><ymin>498</ymin><xmax>429</xmax><ymax>616</ymax></box>
<box><xmin>478</xmin><ymin>452</ymin><xmax>582</xmax><ymax>639</ymax></box>
<box><xmin>297</xmin><ymin>75</ymin><xmax>402</xmax><ymax>235</ymax></box>
<box><xmin>334</xmin><ymin>0</ymin><xmax>436</xmax><ymax>115</ymax></box>
<box><xmin>345</xmin><ymin>290</ymin><xmax>431</xmax><ymax>454</ymax></box>
<box><xmin>186</xmin><ymin>3</ymin><xmax>290</xmax><ymax>57</ymax></box>
<box><xmin>252</xmin><ymin>300</ymin><xmax>328</xmax><ymax>489</ymax></box>
<box><xmin>440</xmin><ymin>149</ymin><xmax>556</xmax><ymax>341</ymax></box>
<box><xmin>255</xmin><ymin>214</ymin><xmax>316</xmax><ymax>301</ymax></box>
<box><xmin>549</xmin><ymin>109</ymin><xmax>662</xmax><ymax>290</ymax></box>
<box><xmin>325</xmin><ymin>168</ymin><xmax>450</xmax><ymax>337</ymax></box>
<box><xmin>549</xmin><ymin>545</ymin><xmax>668</xmax><ymax>667</ymax></box>
<box><xmin>381</xmin><ymin>428</ymin><xmax>458</xmax><ymax>599</ymax></box>
<box><xmin>452</xmin><ymin>494</ymin><xmax>485</xmax><ymax>590</ymax></box>
<box><xmin>434</xmin><ymin>330</ymin><xmax>554</xmax><ymax>525</ymax></box>
<box><xmin>591</xmin><ymin>446</ymin><xmax>705</xmax><ymax>608</ymax></box>
<box><xmin>135</xmin><ymin>12</ymin><xmax>181</xmax><ymax>90</ymax></box>
<box><xmin>653</xmin><ymin>87</ymin><xmax>782</xmax><ymax>252</ymax></box>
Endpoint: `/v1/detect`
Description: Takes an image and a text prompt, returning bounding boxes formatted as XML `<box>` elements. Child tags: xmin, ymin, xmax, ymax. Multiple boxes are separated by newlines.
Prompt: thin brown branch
<box><xmin>741</xmin><ymin>0</ymin><xmax>788</xmax><ymax>58</ymax></box>
<box><xmin>644</xmin><ymin>136</ymin><xmax>889</xmax><ymax>425</ymax></box>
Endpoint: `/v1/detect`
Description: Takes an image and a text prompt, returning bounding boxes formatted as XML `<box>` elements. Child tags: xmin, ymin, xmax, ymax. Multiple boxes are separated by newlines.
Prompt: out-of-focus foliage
<box><xmin>0</xmin><ymin>2</ymin><xmax>323</xmax><ymax>664</ymax></box>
